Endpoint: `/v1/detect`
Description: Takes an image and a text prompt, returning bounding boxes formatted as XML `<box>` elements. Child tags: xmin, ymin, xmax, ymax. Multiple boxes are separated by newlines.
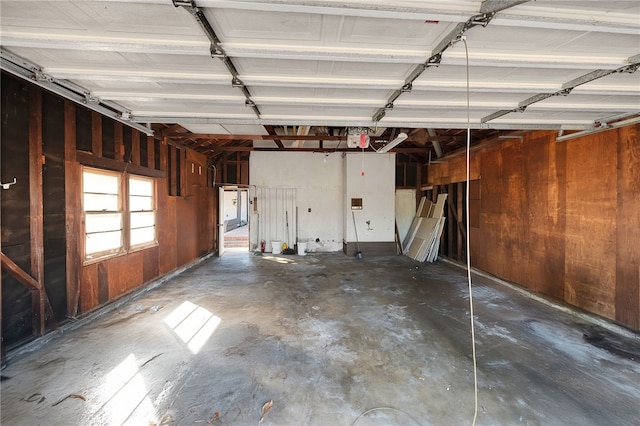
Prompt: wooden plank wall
<box><xmin>76</xmin><ymin>126</ymin><xmax>215</xmax><ymax>314</ymax></box>
<box><xmin>1</xmin><ymin>74</ymin><xmax>34</xmax><ymax>345</ymax></box>
<box><xmin>427</xmin><ymin>127</ymin><xmax>640</xmax><ymax>330</ymax></box>
<box><xmin>1</xmin><ymin>74</ymin><xmax>216</xmax><ymax>345</ymax></box>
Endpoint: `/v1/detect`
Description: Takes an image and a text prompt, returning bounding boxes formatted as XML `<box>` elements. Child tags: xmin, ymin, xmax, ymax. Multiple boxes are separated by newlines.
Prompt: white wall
<box><xmin>223</xmin><ymin>190</ymin><xmax>237</xmax><ymax>221</ymax></box>
<box><xmin>250</xmin><ymin>152</ymin><xmax>344</xmax><ymax>250</ymax></box>
<box><xmin>344</xmin><ymin>153</ymin><xmax>396</xmax><ymax>243</ymax></box>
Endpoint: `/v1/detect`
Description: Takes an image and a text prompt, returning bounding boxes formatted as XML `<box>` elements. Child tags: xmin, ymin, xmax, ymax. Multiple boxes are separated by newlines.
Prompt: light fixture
<box><xmin>376</xmin><ymin>132</ymin><xmax>408</xmax><ymax>153</ymax></box>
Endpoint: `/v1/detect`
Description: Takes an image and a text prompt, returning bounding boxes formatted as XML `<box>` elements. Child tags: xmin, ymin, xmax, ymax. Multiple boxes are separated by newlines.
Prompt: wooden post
<box><xmin>65</xmin><ymin>101</ymin><xmax>81</xmax><ymax>317</ymax></box>
<box><xmin>29</xmin><ymin>87</ymin><xmax>46</xmax><ymax>336</ymax></box>
<box><xmin>131</xmin><ymin>129</ymin><xmax>140</xmax><ymax>165</ymax></box>
<box><xmin>91</xmin><ymin>112</ymin><xmax>102</xmax><ymax>157</ymax></box>
<box><xmin>147</xmin><ymin>136</ymin><xmax>155</xmax><ymax>169</ymax></box>
<box><xmin>114</xmin><ymin>122</ymin><xmax>124</xmax><ymax>162</ymax></box>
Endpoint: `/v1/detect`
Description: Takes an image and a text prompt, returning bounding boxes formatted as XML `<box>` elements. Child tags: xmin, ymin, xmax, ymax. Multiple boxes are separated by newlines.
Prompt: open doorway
<box><xmin>219</xmin><ymin>187</ymin><xmax>249</xmax><ymax>254</ymax></box>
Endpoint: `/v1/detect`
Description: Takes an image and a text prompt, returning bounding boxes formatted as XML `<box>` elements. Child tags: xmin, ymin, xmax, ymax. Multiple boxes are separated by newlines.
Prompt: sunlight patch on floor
<box><xmin>164</xmin><ymin>301</ymin><xmax>221</xmax><ymax>354</ymax></box>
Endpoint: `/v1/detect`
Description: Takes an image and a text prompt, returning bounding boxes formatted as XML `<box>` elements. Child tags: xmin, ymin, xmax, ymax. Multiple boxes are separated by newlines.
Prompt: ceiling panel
<box><xmin>1</xmin><ymin>0</ymin><xmax>638</xmax><ymax>146</ymax></box>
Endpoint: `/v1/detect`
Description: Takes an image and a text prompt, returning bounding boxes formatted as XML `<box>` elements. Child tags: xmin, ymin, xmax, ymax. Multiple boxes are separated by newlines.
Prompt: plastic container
<box><xmin>271</xmin><ymin>241</ymin><xmax>282</xmax><ymax>254</ymax></box>
<box><xmin>297</xmin><ymin>242</ymin><xmax>307</xmax><ymax>256</ymax></box>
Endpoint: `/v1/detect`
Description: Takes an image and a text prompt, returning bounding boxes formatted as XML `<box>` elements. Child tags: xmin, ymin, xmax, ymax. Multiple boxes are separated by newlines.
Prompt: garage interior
<box><xmin>1</xmin><ymin>0</ymin><xmax>639</xmax><ymax>424</ymax></box>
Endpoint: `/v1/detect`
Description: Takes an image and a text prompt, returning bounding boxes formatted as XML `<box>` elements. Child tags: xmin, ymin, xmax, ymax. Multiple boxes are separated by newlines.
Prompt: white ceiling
<box><xmin>1</xmin><ymin>0</ymin><xmax>639</xmax><ymax>137</ymax></box>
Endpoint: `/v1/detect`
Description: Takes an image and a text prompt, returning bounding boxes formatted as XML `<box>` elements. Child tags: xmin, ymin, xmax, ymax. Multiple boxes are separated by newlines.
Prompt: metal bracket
<box><xmin>618</xmin><ymin>63</ymin><xmax>640</xmax><ymax>74</ymax></box>
<box><xmin>1</xmin><ymin>177</ymin><xmax>17</xmax><ymax>190</ymax></box>
<box><xmin>83</xmin><ymin>92</ymin><xmax>100</xmax><ymax>105</ymax></box>
<box><xmin>34</xmin><ymin>70</ymin><xmax>54</xmax><ymax>83</ymax></box>
<box><xmin>120</xmin><ymin>111</ymin><xmax>131</xmax><ymax>121</ymax></box>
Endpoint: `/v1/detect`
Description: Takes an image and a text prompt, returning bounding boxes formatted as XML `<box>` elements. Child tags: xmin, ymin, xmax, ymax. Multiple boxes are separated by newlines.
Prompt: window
<box><xmin>83</xmin><ymin>168</ymin><xmax>123</xmax><ymax>259</ymax></box>
<box><xmin>129</xmin><ymin>176</ymin><xmax>156</xmax><ymax>247</ymax></box>
<box><xmin>82</xmin><ymin>167</ymin><xmax>156</xmax><ymax>262</ymax></box>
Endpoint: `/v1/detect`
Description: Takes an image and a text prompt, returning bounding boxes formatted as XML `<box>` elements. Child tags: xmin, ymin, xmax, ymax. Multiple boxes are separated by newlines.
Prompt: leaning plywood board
<box><xmin>411</xmin><ymin>218</ymin><xmax>440</xmax><ymax>261</ymax></box>
<box><xmin>403</xmin><ymin>197</ymin><xmax>432</xmax><ymax>252</ymax></box>
<box><xmin>427</xmin><ymin>218</ymin><xmax>447</xmax><ymax>262</ymax></box>
<box><xmin>432</xmin><ymin>194</ymin><xmax>448</xmax><ymax>218</ymax></box>
<box><xmin>403</xmin><ymin>217</ymin><xmax>423</xmax><ymax>254</ymax></box>
<box><xmin>406</xmin><ymin>237</ymin><xmax>426</xmax><ymax>260</ymax></box>
<box><xmin>402</xmin><ymin>198</ymin><xmax>422</xmax><ymax>251</ymax></box>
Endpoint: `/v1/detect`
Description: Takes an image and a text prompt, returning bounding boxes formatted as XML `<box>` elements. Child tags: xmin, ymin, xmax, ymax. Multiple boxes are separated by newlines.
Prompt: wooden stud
<box><xmin>131</xmin><ymin>129</ymin><xmax>140</xmax><ymax>165</ymax></box>
<box><xmin>114</xmin><ymin>122</ymin><xmax>124</xmax><ymax>162</ymax></box>
<box><xmin>147</xmin><ymin>135</ymin><xmax>155</xmax><ymax>169</ymax></box>
<box><xmin>64</xmin><ymin>100</ymin><xmax>82</xmax><ymax>317</ymax></box>
<box><xmin>29</xmin><ymin>87</ymin><xmax>46</xmax><ymax>336</ymax></box>
<box><xmin>91</xmin><ymin>111</ymin><xmax>102</xmax><ymax>157</ymax></box>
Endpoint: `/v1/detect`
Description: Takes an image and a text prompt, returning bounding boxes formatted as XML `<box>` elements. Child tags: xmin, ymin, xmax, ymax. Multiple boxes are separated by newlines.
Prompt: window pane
<box><xmin>86</xmin><ymin>213</ymin><xmax>122</xmax><ymax>233</ymax></box>
<box><xmin>130</xmin><ymin>211</ymin><xmax>155</xmax><ymax>229</ymax></box>
<box><xmin>131</xmin><ymin>226</ymin><xmax>155</xmax><ymax>246</ymax></box>
<box><xmin>86</xmin><ymin>230</ymin><xmax>122</xmax><ymax>256</ymax></box>
<box><xmin>130</xmin><ymin>195</ymin><xmax>152</xmax><ymax>211</ymax></box>
<box><xmin>130</xmin><ymin>178</ymin><xmax>153</xmax><ymax>196</ymax></box>
<box><xmin>83</xmin><ymin>171</ymin><xmax>119</xmax><ymax>194</ymax></box>
<box><xmin>84</xmin><ymin>193</ymin><xmax>119</xmax><ymax>212</ymax></box>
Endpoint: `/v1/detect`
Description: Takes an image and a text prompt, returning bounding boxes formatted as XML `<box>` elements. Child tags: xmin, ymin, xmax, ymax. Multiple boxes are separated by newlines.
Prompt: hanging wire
<box><xmin>461</xmin><ymin>36</ymin><xmax>479</xmax><ymax>426</ymax></box>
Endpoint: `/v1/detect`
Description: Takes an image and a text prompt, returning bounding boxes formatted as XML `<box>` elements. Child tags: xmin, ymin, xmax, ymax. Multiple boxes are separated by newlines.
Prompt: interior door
<box><xmin>218</xmin><ymin>186</ymin><xmax>225</xmax><ymax>256</ymax></box>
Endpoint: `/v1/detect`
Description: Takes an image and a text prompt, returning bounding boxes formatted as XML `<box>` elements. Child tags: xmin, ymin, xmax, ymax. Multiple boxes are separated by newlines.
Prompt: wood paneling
<box><xmin>143</xmin><ymin>247</ymin><xmax>159</xmax><ymax>283</ymax></box>
<box><xmin>80</xmin><ymin>263</ymin><xmax>99</xmax><ymax>313</ymax></box>
<box><xmin>158</xmin><ymin>194</ymin><xmax>177</xmax><ymax>274</ymax></box>
<box><xmin>42</xmin><ymin>92</ymin><xmax>68</xmax><ymax>323</ymax></box>
<box><xmin>2</xmin><ymin>75</ymin><xmax>34</xmax><ymax>345</ymax></box>
<box><xmin>564</xmin><ymin>132</ymin><xmax>616</xmax><ymax>319</ymax></box>
<box><xmin>616</xmin><ymin>125</ymin><xmax>640</xmax><ymax>329</ymax></box>
<box><xmin>428</xmin><ymin>128</ymin><xmax>640</xmax><ymax>330</ymax></box>
<box><xmin>176</xmin><ymin>197</ymin><xmax>198</xmax><ymax>267</ymax></box>
<box><xmin>3</xmin><ymin>76</ymin><xmax>215</xmax><ymax>334</ymax></box>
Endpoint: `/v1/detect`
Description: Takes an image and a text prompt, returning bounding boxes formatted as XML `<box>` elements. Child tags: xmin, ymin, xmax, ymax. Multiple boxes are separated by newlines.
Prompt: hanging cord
<box><xmin>461</xmin><ymin>36</ymin><xmax>479</xmax><ymax>426</ymax></box>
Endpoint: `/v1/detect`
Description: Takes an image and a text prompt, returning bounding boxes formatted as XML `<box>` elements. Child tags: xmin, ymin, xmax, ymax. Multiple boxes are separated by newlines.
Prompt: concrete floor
<box><xmin>2</xmin><ymin>252</ymin><xmax>639</xmax><ymax>425</ymax></box>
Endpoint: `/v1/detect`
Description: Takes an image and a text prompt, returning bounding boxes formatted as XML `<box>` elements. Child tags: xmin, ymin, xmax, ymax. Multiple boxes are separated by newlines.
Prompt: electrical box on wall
<box><xmin>351</xmin><ymin>198</ymin><xmax>363</xmax><ymax>210</ymax></box>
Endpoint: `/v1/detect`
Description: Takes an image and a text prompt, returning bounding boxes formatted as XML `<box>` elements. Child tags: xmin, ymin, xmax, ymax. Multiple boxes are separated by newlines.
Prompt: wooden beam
<box><xmin>29</xmin><ymin>87</ymin><xmax>46</xmax><ymax>336</ymax></box>
<box><xmin>65</xmin><ymin>100</ymin><xmax>81</xmax><ymax>317</ymax></box>
<box><xmin>131</xmin><ymin>129</ymin><xmax>140</xmax><ymax>164</ymax></box>
<box><xmin>0</xmin><ymin>252</ymin><xmax>56</xmax><ymax>335</ymax></box>
<box><xmin>114</xmin><ymin>122</ymin><xmax>124</xmax><ymax>162</ymax></box>
<box><xmin>91</xmin><ymin>112</ymin><xmax>102</xmax><ymax>157</ymax></box>
<box><xmin>168</xmin><ymin>133</ymin><xmax>344</xmax><ymax>141</ymax></box>
<box><xmin>264</xmin><ymin>125</ymin><xmax>284</xmax><ymax>148</ymax></box>
<box><xmin>1</xmin><ymin>252</ymin><xmax>42</xmax><ymax>292</ymax></box>
<box><xmin>147</xmin><ymin>135</ymin><xmax>155</xmax><ymax>168</ymax></box>
<box><xmin>76</xmin><ymin>151</ymin><xmax>166</xmax><ymax>178</ymax></box>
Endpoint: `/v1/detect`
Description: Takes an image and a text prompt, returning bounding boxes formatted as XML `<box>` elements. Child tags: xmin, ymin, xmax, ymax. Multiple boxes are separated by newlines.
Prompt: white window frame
<box><xmin>129</xmin><ymin>175</ymin><xmax>157</xmax><ymax>250</ymax></box>
<box><xmin>82</xmin><ymin>166</ymin><xmax>158</xmax><ymax>263</ymax></box>
<box><xmin>82</xmin><ymin>167</ymin><xmax>124</xmax><ymax>261</ymax></box>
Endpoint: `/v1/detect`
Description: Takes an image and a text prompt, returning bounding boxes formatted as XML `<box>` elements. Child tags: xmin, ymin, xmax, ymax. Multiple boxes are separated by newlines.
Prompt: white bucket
<box><xmin>271</xmin><ymin>241</ymin><xmax>282</xmax><ymax>254</ymax></box>
<box><xmin>297</xmin><ymin>242</ymin><xmax>307</xmax><ymax>256</ymax></box>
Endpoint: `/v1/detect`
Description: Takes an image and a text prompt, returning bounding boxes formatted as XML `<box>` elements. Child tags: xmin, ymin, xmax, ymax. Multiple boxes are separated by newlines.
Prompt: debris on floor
<box><xmin>258</xmin><ymin>399</ymin><xmax>273</xmax><ymax>423</ymax></box>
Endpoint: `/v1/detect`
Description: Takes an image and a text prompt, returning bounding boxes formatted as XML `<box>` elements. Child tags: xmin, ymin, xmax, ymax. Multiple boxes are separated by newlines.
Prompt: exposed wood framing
<box><xmin>76</xmin><ymin>151</ymin><xmax>165</xmax><ymax>178</ymax></box>
<box><xmin>114</xmin><ymin>122</ymin><xmax>124</xmax><ymax>162</ymax></box>
<box><xmin>29</xmin><ymin>87</ymin><xmax>47</xmax><ymax>335</ymax></box>
<box><xmin>91</xmin><ymin>111</ymin><xmax>102</xmax><ymax>157</ymax></box>
<box><xmin>65</xmin><ymin>100</ymin><xmax>82</xmax><ymax>317</ymax></box>
<box><xmin>0</xmin><ymin>252</ymin><xmax>54</xmax><ymax>336</ymax></box>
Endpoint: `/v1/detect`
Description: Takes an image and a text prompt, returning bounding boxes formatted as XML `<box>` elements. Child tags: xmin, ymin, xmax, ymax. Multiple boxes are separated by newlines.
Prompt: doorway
<box><xmin>218</xmin><ymin>186</ymin><xmax>249</xmax><ymax>255</ymax></box>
